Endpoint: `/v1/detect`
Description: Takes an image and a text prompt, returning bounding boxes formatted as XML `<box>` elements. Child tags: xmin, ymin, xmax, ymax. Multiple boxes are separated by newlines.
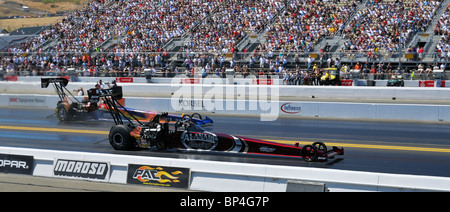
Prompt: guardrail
<box><xmin>1</xmin><ymin>146</ymin><xmax>449</xmax><ymax>192</ymax></box>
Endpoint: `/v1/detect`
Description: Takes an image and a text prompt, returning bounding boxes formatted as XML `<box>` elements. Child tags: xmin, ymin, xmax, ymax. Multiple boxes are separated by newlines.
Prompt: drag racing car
<box><xmin>101</xmin><ymin>86</ymin><xmax>344</xmax><ymax>162</ymax></box>
<box><xmin>41</xmin><ymin>77</ymin><xmax>213</xmax><ymax>126</ymax></box>
<box><xmin>41</xmin><ymin>77</ymin><xmax>99</xmax><ymax>121</ymax></box>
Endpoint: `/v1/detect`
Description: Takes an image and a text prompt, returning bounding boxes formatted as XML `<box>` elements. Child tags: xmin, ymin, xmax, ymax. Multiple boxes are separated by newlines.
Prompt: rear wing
<box><xmin>41</xmin><ymin>77</ymin><xmax>75</xmax><ymax>102</ymax></box>
<box><xmin>87</xmin><ymin>86</ymin><xmax>123</xmax><ymax>101</ymax></box>
<box><xmin>41</xmin><ymin>77</ymin><xmax>69</xmax><ymax>88</ymax></box>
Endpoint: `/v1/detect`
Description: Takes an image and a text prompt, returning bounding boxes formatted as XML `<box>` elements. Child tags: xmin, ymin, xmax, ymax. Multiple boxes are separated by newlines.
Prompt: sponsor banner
<box><xmin>419</xmin><ymin>80</ymin><xmax>435</xmax><ymax>87</ymax></box>
<box><xmin>53</xmin><ymin>158</ymin><xmax>110</xmax><ymax>181</ymax></box>
<box><xmin>177</xmin><ymin>99</ymin><xmax>205</xmax><ymax>109</ymax></box>
<box><xmin>280</xmin><ymin>102</ymin><xmax>302</xmax><ymax>114</ymax></box>
<box><xmin>127</xmin><ymin>164</ymin><xmax>190</xmax><ymax>189</ymax></box>
<box><xmin>0</xmin><ymin>153</ymin><xmax>34</xmax><ymax>175</ymax></box>
<box><xmin>4</xmin><ymin>76</ymin><xmax>18</xmax><ymax>81</ymax></box>
<box><xmin>8</xmin><ymin>96</ymin><xmax>47</xmax><ymax>107</ymax></box>
<box><xmin>418</xmin><ymin>80</ymin><xmax>447</xmax><ymax>87</ymax></box>
<box><xmin>116</xmin><ymin>77</ymin><xmax>134</xmax><ymax>83</ymax></box>
<box><xmin>180</xmin><ymin>78</ymin><xmax>200</xmax><ymax>84</ymax></box>
<box><xmin>252</xmin><ymin>79</ymin><xmax>273</xmax><ymax>85</ymax></box>
<box><xmin>341</xmin><ymin>79</ymin><xmax>353</xmax><ymax>86</ymax></box>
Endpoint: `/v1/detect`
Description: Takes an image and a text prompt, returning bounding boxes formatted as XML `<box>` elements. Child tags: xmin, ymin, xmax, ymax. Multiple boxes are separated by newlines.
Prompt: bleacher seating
<box><xmin>1</xmin><ymin>0</ymin><xmax>450</xmax><ymax>80</ymax></box>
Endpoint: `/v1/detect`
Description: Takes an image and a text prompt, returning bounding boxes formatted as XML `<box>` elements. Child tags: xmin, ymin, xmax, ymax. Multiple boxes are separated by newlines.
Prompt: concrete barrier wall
<box><xmin>2</xmin><ymin>146</ymin><xmax>449</xmax><ymax>192</ymax></box>
<box><xmin>126</xmin><ymin>97</ymin><xmax>450</xmax><ymax>122</ymax></box>
<box><xmin>2</xmin><ymin>93</ymin><xmax>450</xmax><ymax>122</ymax></box>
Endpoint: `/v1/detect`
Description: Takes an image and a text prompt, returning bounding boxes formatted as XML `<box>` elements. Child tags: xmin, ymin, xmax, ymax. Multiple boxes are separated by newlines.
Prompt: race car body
<box><xmin>109</xmin><ymin>113</ymin><xmax>343</xmax><ymax>162</ymax></box>
<box><xmin>41</xmin><ymin>77</ymin><xmax>99</xmax><ymax>121</ymax></box>
<box><xmin>92</xmin><ymin>84</ymin><xmax>342</xmax><ymax>162</ymax></box>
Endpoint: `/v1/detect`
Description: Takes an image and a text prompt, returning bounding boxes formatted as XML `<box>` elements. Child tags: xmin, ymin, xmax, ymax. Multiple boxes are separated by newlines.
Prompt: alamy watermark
<box><xmin>170</xmin><ymin>73</ymin><xmax>280</xmax><ymax>121</ymax></box>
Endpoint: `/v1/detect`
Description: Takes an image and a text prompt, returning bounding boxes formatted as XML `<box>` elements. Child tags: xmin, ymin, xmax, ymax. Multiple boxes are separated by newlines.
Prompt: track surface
<box><xmin>1</xmin><ymin>107</ymin><xmax>450</xmax><ymax>179</ymax></box>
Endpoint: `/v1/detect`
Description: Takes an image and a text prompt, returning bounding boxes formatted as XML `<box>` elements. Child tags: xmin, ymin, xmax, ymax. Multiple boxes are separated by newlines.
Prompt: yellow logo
<box><xmin>133</xmin><ymin>166</ymin><xmax>183</xmax><ymax>183</ymax></box>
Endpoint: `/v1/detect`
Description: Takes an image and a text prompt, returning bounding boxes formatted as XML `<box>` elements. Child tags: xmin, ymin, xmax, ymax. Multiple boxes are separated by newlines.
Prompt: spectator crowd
<box><xmin>435</xmin><ymin>3</ymin><xmax>450</xmax><ymax>61</ymax></box>
<box><xmin>342</xmin><ymin>0</ymin><xmax>442</xmax><ymax>53</ymax></box>
<box><xmin>262</xmin><ymin>0</ymin><xmax>361</xmax><ymax>54</ymax></box>
<box><xmin>1</xmin><ymin>0</ymin><xmax>450</xmax><ymax>80</ymax></box>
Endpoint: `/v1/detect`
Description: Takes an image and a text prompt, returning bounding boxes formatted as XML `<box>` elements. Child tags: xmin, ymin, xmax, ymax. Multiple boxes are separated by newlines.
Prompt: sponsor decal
<box><xmin>127</xmin><ymin>164</ymin><xmax>190</xmax><ymax>188</ymax></box>
<box><xmin>280</xmin><ymin>102</ymin><xmax>302</xmax><ymax>114</ymax></box>
<box><xmin>53</xmin><ymin>159</ymin><xmax>110</xmax><ymax>181</ymax></box>
<box><xmin>259</xmin><ymin>146</ymin><xmax>276</xmax><ymax>153</ymax></box>
<box><xmin>181</xmin><ymin>131</ymin><xmax>218</xmax><ymax>150</ymax></box>
<box><xmin>0</xmin><ymin>154</ymin><xmax>34</xmax><ymax>175</ymax></box>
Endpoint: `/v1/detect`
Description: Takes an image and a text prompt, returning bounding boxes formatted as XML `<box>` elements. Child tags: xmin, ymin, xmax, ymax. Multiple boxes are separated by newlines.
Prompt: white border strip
<box><xmin>1</xmin><ymin>146</ymin><xmax>449</xmax><ymax>192</ymax></box>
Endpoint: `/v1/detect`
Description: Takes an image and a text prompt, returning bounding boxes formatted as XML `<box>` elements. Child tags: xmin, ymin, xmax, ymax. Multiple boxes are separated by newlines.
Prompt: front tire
<box><xmin>191</xmin><ymin>113</ymin><xmax>202</xmax><ymax>120</ymax></box>
<box><xmin>181</xmin><ymin>114</ymin><xmax>191</xmax><ymax>122</ymax></box>
<box><xmin>109</xmin><ymin>125</ymin><xmax>136</xmax><ymax>150</ymax></box>
<box><xmin>312</xmin><ymin>142</ymin><xmax>327</xmax><ymax>153</ymax></box>
<box><xmin>301</xmin><ymin>145</ymin><xmax>318</xmax><ymax>162</ymax></box>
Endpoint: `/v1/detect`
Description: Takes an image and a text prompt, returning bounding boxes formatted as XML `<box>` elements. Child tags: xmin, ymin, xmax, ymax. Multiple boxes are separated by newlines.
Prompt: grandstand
<box><xmin>1</xmin><ymin>0</ymin><xmax>450</xmax><ymax>81</ymax></box>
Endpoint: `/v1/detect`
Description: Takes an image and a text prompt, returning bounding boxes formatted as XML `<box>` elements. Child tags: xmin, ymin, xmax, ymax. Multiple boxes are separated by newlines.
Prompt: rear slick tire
<box><xmin>56</xmin><ymin>103</ymin><xmax>72</xmax><ymax>121</ymax></box>
<box><xmin>109</xmin><ymin>125</ymin><xmax>135</xmax><ymax>150</ymax></box>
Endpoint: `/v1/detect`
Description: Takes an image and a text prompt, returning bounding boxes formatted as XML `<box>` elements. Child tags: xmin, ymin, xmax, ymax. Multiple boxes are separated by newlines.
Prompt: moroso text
<box><xmin>53</xmin><ymin>159</ymin><xmax>110</xmax><ymax>180</ymax></box>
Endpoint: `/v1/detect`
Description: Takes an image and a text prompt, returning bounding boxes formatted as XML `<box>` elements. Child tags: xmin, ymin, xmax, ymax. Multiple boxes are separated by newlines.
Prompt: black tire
<box><xmin>109</xmin><ymin>125</ymin><xmax>136</xmax><ymax>150</ymax></box>
<box><xmin>56</xmin><ymin>103</ymin><xmax>72</xmax><ymax>121</ymax></box>
<box><xmin>301</xmin><ymin>145</ymin><xmax>318</xmax><ymax>162</ymax></box>
<box><xmin>312</xmin><ymin>142</ymin><xmax>327</xmax><ymax>153</ymax></box>
<box><xmin>191</xmin><ymin>113</ymin><xmax>202</xmax><ymax>120</ymax></box>
<box><xmin>181</xmin><ymin>114</ymin><xmax>192</xmax><ymax>122</ymax></box>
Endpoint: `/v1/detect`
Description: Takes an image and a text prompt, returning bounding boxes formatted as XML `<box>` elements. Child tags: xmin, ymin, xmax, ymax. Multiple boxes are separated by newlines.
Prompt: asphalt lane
<box><xmin>1</xmin><ymin>107</ymin><xmax>450</xmax><ymax>179</ymax></box>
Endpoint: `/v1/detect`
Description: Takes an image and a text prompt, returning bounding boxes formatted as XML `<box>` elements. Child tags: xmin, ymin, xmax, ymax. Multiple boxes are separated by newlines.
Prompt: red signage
<box><xmin>116</xmin><ymin>77</ymin><xmax>134</xmax><ymax>83</ymax></box>
<box><xmin>252</xmin><ymin>79</ymin><xmax>273</xmax><ymax>85</ymax></box>
<box><xmin>419</xmin><ymin>80</ymin><xmax>435</xmax><ymax>87</ymax></box>
<box><xmin>4</xmin><ymin>76</ymin><xmax>18</xmax><ymax>81</ymax></box>
<box><xmin>180</xmin><ymin>78</ymin><xmax>200</xmax><ymax>84</ymax></box>
<box><xmin>341</xmin><ymin>79</ymin><xmax>353</xmax><ymax>86</ymax></box>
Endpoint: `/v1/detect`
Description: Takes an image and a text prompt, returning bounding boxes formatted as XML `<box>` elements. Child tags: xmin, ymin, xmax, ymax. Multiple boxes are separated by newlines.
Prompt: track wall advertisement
<box><xmin>127</xmin><ymin>164</ymin><xmax>191</xmax><ymax>189</ymax></box>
